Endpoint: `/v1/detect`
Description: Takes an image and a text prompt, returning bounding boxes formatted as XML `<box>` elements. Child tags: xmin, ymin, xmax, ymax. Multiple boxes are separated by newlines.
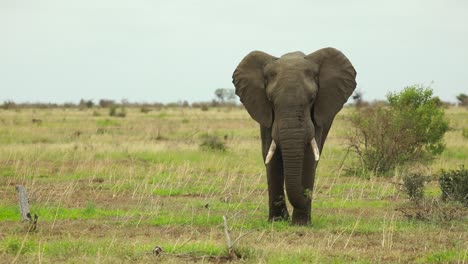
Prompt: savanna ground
<box><xmin>0</xmin><ymin>106</ymin><xmax>466</xmax><ymax>263</ymax></box>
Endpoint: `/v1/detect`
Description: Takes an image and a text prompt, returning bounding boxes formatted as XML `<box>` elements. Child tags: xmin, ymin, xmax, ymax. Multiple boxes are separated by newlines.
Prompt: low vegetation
<box><xmin>398</xmin><ymin>168</ymin><xmax>467</xmax><ymax>222</ymax></box>
<box><xmin>199</xmin><ymin>134</ymin><xmax>227</xmax><ymax>152</ymax></box>
<box><xmin>0</xmin><ymin>100</ymin><xmax>466</xmax><ymax>263</ymax></box>
<box><xmin>440</xmin><ymin>166</ymin><xmax>468</xmax><ymax>206</ymax></box>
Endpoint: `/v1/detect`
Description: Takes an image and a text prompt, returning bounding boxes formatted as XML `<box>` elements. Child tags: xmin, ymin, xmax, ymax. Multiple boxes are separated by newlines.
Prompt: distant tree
<box><xmin>456</xmin><ymin>93</ymin><xmax>468</xmax><ymax>106</ymax></box>
<box><xmin>99</xmin><ymin>99</ymin><xmax>115</xmax><ymax>108</ymax></box>
<box><xmin>431</xmin><ymin>96</ymin><xmax>452</xmax><ymax>108</ymax></box>
<box><xmin>79</xmin><ymin>99</ymin><xmax>94</xmax><ymax>108</ymax></box>
<box><xmin>181</xmin><ymin>100</ymin><xmax>190</xmax><ymax>107</ymax></box>
<box><xmin>1</xmin><ymin>100</ymin><xmax>17</xmax><ymax>110</ymax></box>
<box><xmin>121</xmin><ymin>99</ymin><xmax>130</xmax><ymax>106</ymax></box>
<box><xmin>352</xmin><ymin>90</ymin><xmax>365</xmax><ymax>108</ymax></box>
<box><xmin>214</xmin><ymin>88</ymin><xmax>236</xmax><ymax>103</ymax></box>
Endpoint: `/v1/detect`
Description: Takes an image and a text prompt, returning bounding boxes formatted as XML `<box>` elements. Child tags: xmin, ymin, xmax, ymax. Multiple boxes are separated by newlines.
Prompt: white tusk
<box><xmin>311</xmin><ymin>138</ymin><xmax>320</xmax><ymax>161</ymax></box>
<box><xmin>264</xmin><ymin>140</ymin><xmax>277</xmax><ymax>164</ymax></box>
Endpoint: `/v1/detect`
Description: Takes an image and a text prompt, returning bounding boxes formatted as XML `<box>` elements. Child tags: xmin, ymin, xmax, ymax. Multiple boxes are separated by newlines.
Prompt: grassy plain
<box><xmin>0</xmin><ymin>106</ymin><xmax>466</xmax><ymax>263</ymax></box>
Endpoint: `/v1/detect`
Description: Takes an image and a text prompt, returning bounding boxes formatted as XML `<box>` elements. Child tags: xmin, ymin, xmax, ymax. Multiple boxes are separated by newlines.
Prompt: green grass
<box><xmin>0</xmin><ymin>106</ymin><xmax>466</xmax><ymax>263</ymax></box>
<box><xmin>0</xmin><ymin>204</ymin><xmax>129</xmax><ymax>221</ymax></box>
<box><xmin>420</xmin><ymin>249</ymin><xmax>467</xmax><ymax>263</ymax></box>
<box><xmin>96</xmin><ymin>119</ymin><xmax>121</xmax><ymax>127</ymax></box>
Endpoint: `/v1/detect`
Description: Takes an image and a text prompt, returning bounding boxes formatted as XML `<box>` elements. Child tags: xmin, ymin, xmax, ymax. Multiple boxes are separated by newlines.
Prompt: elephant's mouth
<box><xmin>264</xmin><ymin>138</ymin><xmax>319</xmax><ymax>165</ymax></box>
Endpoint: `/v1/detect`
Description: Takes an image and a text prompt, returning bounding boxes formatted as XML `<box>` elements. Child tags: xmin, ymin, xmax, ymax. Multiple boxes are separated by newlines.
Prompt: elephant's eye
<box><xmin>265</xmin><ymin>72</ymin><xmax>276</xmax><ymax>83</ymax></box>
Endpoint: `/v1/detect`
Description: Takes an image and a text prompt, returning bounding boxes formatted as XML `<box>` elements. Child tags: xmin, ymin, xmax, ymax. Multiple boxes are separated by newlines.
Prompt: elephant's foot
<box><xmin>268</xmin><ymin>196</ymin><xmax>289</xmax><ymax>222</ymax></box>
<box><xmin>268</xmin><ymin>207</ymin><xmax>289</xmax><ymax>222</ymax></box>
<box><xmin>291</xmin><ymin>208</ymin><xmax>311</xmax><ymax>226</ymax></box>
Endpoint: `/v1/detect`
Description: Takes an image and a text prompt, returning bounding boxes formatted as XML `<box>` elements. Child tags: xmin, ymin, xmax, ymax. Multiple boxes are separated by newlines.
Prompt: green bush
<box><xmin>199</xmin><ymin>134</ymin><xmax>226</xmax><ymax>151</ymax></box>
<box><xmin>201</xmin><ymin>104</ymin><xmax>209</xmax><ymax>111</ymax></box>
<box><xmin>109</xmin><ymin>106</ymin><xmax>126</xmax><ymax>118</ymax></box>
<box><xmin>462</xmin><ymin>128</ymin><xmax>468</xmax><ymax>140</ymax></box>
<box><xmin>348</xmin><ymin>85</ymin><xmax>449</xmax><ymax>175</ymax></box>
<box><xmin>439</xmin><ymin>166</ymin><xmax>468</xmax><ymax>206</ymax></box>
<box><xmin>402</xmin><ymin>173</ymin><xmax>427</xmax><ymax>203</ymax></box>
<box><xmin>140</xmin><ymin>107</ymin><xmax>151</xmax><ymax>113</ymax></box>
<box><xmin>397</xmin><ymin>167</ymin><xmax>467</xmax><ymax>222</ymax></box>
<box><xmin>1</xmin><ymin>100</ymin><xmax>17</xmax><ymax>110</ymax></box>
<box><xmin>456</xmin><ymin>93</ymin><xmax>468</xmax><ymax>107</ymax></box>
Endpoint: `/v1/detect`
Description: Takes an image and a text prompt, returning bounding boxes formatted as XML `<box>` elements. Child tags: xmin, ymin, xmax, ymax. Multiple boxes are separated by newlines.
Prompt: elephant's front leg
<box><xmin>261</xmin><ymin>126</ymin><xmax>289</xmax><ymax>221</ymax></box>
<box><xmin>266</xmin><ymin>150</ymin><xmax>289</xmax><ymax>221</ymax></box>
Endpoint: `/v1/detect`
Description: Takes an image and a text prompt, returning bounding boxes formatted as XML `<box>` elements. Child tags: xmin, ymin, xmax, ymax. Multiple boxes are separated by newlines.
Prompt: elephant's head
<box><xmin>233</xmin><ymin>48</ymin><xmax>356</xmax><ymax>213</ymax></box>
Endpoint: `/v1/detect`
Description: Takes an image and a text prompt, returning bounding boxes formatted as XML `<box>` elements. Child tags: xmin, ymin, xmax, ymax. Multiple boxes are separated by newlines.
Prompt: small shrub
<box><xmin>109</xmin><ymin>106</ymin><xmax>117</xmax><ymax>116</ymax></box>
<box><xmin>462</xmin><ymin>128</ymin><xmax>468</xmax><ymax>140</ymax></box>
<box><xmin>79</xmin><ymin>99</ymin><xmax>94</xmax><ymax>109</ymax></box>
<box><xmin>1</xmin><ymin>100</ymin><xmax>17</xmax><ymax>110</ymax></box>
<box><xmin>397</xmin><ymin>167</ymin><xmax>468</xmax><ymax>222</ymax></box>
<box><xmin>140</xmin><ymin>107</ymin><xmax>151</xmax><ymax>113</ymax></box>
<box><xmin>84</xmin><ymin>200</ymin><xmax>96</xmax><ymax>215</ymax></box>
<box><xmin>99</xmin><ymin>99</ymin><xmax>115</xmax><ymax>108</ymax></box>
<box><xmin>96</xmin><ymin>128</ymin><xmax>108</xmax><ymax>134</ymax></box>
<box><xmin>347</xmin><ymin>85</ymin><xmax>449</xmax><ymax>176</ymax></box>
<box><xmin>402</xmin><ymin>173</ymin><xmax>427</xmax><ymax>203</ymax></box>
<box><xmin>201</xmin><ymin>104</ymin><xmax>209</xmax><ymax>111</ymax></box>
<box><xmin>96</xmin><ymin>119</ymin><xmax>120</xmax><ymax>126</ymax></box>
<box><xmin>109</xmin><ymin>106</ymin><xmax>126</xmax><ymax>118</ymax></box>
<box><xmin>456</xmin><ymin>93</ymin><xmax>468</xmax><ymax>107</ymax></box>
<box><xmin>397</xmin><ymin>199</ymin><xmax>466</xmax><ymax>222</ymax></box>
<box><xmin>1</xmin><ymin>237</ymin><xmax>37</xmax><ymax>254</ymax></box>
<box><xmin>32</xmin><ymin>118</ymin><xmax>42</xmax><ymax>125</ymax></box>
<box><xmin>439</xmin><ymin>166</ymin><xmax>468</xmax><ymax>206</ymax></box>
<box><xmin>199</xmin><ymin>134</ymin><xmax>226</xmax><ymax>151</ymax></box>
<box><xmin>152</xmin><ymin>130</ymin><xmax>167</xmax><ymax>141</ymax></box>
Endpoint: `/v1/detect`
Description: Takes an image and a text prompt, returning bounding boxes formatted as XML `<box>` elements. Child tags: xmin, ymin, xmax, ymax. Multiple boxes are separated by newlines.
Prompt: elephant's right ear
<box><xmin>232</xmin><ymin>51</ymin><xmax>277</xmax><ymax>128</ymax></box>
<box><xmin>305</xmin><ymin>48</ymin><xmax>357</xmax><ymax>128</ymax></box>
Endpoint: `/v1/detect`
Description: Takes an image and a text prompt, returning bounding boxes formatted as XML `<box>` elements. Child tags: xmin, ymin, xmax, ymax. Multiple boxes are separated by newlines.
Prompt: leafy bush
<box><xmin>439</xmin><ymin>166</ymin><xmax>468</xmax><ymax>206</ymax></box>
<box><xmin>456</xmin><ymin>93</ymin><xmax>468</xmax><ymax>107</ymax></box>
<box><xmin>109</xmin><ymin>106</ymin><xmax>126</xmax><ymax>118</ymax></box>
<box><xmin>402</xmin><ymin>173</ymin><xmax>427</xmax><ymax>203</ymax></box>
<box><xmin>199</xmin><ymin>134</ymin><xmax>226</xmax><ymax>151</ymax></box>
<box><xmin>1</xmin><ymin>237</ymin><xmax>37</xmax><ymax>254</ymax></box>
<box><xmin>79</xmin><ymin>99</ymin><xmax>94</xmax><ymax>109</ymax></box>
<box><xmin>397</xmin><ymin>167</ymin><xmax>467</xmax><ymax>222</ymax></box>
<box><xmin>348</xmin><ymin>85</ymin><xmax>449</xmax><ymax>175</ymax></box>
<box><xmin>462</xmin><ymin>128</ymin><xmax>468</xmax><ymax>140</ymax></box>
<box><xmin>140</xmin><ymin>107</ymin><xmax>151</xmax><ymax>113</ymax></box>
<box><xmin>99</xmin><ymin>99</ymin><xmax>115</xmax><ymax>108</ymax></box>
<box><xmin>1</xmin><ymin>100</ymin><xmax>17</xmax><ymax>110</ymax></box>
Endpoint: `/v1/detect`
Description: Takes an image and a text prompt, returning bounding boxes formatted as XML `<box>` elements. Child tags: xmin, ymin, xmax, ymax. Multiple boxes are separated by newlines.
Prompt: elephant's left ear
<box><xmin>305</xmin><ymin>48</ymin><xmax>357</xmax><ymax>127</ymax></box>
<box><xmin>232</xmin><ymin>51</ymin><xmax>277</xmax><ymax>127</ymax></box>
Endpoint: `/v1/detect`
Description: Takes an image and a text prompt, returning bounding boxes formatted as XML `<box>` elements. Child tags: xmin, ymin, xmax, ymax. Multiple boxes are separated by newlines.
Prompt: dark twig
<box><xmin>223</xmin><ymin>215</ymin><xmax>238</xmax><ymax>259</ymax></box>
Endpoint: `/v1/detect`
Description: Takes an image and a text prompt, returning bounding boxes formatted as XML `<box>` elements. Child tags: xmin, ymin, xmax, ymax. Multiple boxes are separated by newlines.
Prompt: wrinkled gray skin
<box><xmin>233</xmin><ymin>48</ymin><xmax>357</xmax><ymax>225</ymax></box>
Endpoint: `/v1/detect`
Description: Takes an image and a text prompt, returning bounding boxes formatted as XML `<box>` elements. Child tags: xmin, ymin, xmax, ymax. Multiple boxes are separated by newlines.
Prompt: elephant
<box><xmin>232</xmin><ymin>48</ymin><xmax>357</xmax><ymax>225</ymax></box>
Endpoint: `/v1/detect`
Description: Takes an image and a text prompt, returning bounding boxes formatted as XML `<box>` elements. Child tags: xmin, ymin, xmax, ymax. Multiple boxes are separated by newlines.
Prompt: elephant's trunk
<box><xmin>280</xmin><ymin>130</ymin><xmax>308</xmax><ymax>210</ymax></box>
<box><xmin>276</xmin><ymin>107</ymin><xmax>311</xmax><ymax>214</ymax></box>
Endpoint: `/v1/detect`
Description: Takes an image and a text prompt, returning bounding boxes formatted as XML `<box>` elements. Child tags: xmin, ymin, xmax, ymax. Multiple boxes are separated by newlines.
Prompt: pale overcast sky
<box><xmin>1</xmin><ymin>0</ymin><xmax>467</xmax><ymax>103</ymax></box>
